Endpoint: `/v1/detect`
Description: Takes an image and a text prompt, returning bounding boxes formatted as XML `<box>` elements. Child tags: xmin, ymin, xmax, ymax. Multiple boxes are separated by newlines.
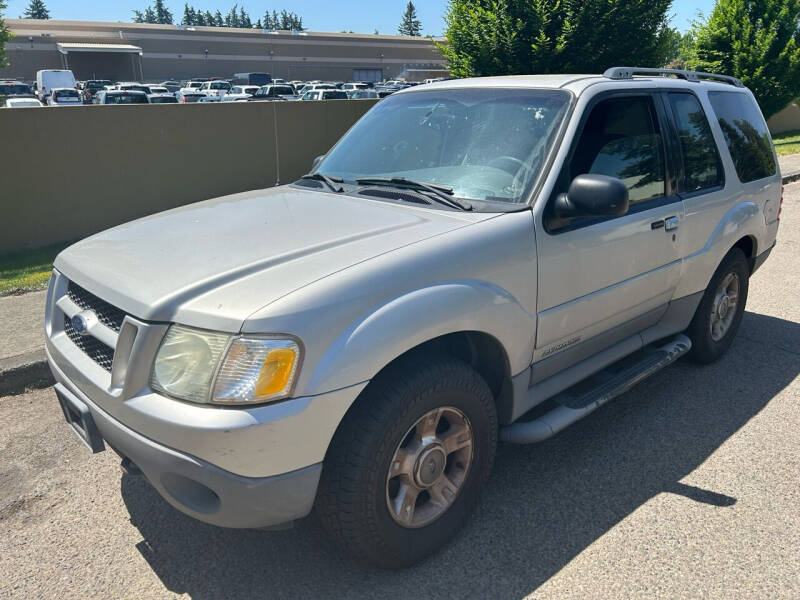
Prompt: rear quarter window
<box><xmin>707</xmin><ymin>91</ymin><xmax>776</xmax><ymax>183</ymax></box>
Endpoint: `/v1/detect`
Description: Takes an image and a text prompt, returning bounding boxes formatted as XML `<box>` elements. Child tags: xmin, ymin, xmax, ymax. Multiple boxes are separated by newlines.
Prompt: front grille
<box><xmin>64</xmin><ymin>315</ymin><xmax>115</xmax><ymax>372</ymax></box>
<box><xmin>67</xmin><ymin>282</ymin><xmax>127</xmax><ymax>332</ymax></box>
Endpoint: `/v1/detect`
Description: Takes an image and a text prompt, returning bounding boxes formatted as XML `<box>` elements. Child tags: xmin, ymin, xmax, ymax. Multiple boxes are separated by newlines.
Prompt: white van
<box><xmin>36</xmin><ymin>70</ymin><xmax>76</xmax><ymax>103</ymax></box>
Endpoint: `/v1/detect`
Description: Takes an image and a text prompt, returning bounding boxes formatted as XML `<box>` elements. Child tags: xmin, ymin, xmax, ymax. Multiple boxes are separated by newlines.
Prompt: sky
<box><xmin>3</xmin><ymin>0</ymin><xmax>716</xmax><ymax>36</ymax></box>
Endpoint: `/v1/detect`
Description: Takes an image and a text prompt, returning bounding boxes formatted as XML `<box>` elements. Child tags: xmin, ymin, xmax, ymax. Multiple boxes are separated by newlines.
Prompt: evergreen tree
<box><xmin>153</xmin><ymin>0</ymin><xmax>173</xmax><ymax>24</ymax></box>
<box><xmin>195</xmin><ymin>10</ymin><xmax>206</xmax><ymax>25</ymax></box>
<box><xmin>132</xmin><ymin>1</ymin><xmax>172</xmax><ymax>24</ymax></box>
<box><xmin>214</xmin><ymin>10</ymin><xmax>224</xmax><ymax>26</ymax></box>
<box><xmin>442</xmin><ymin>0</ymin><xmax>673</xmax><ymax>78</ymax></box>
<box><xmin>204</xmin><ymin>10</ymin><xmax>214</xmax><ymax>25</ymax></box>
<box><xmin>0</xmin><ymin>0</ymin><xmax>13</xmax><ymax>69</ymax></box>
<box><xmin>21</xmin><ymin>0</ymin><xmax>50</xmax><ymax>19</ymax></box>
<box><xmin>688</xmin><ymin>0</ymin><xmax>800</xmax><ymax>118</ymax></box>
<box><xmin>255</xmin><ymin>18</ymin><xmax>262</xmax><ymax>29</ymax></box>
<box><xmin>225</xmin><ymin>4</ymin><xmax>239</xmax><ymax>27</ymax></box>
<box><xmin>181</xmin><ymin>3</ymin><xmax>194</xmax><ymax>26</ymax></box>
<box><xmin>398</xmin><ymin>2</ymin><xmax>421</xmax><ymax>36</ymax></box>
<box><xmin>239</xmin><ymin>6</ymin><xmax>251</xmax><ymax>28</ymax></box>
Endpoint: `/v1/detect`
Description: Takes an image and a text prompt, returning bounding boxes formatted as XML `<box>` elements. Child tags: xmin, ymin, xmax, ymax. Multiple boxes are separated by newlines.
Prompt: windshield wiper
<box><xmin>299</xmin><ymin>172</ymin><xmax>344</xmax><ymax>193</ymax></box>
<box><xmin>355</xmin><ymin>177</ymin><xmax>472</xmax><ymax>211</ymax></box>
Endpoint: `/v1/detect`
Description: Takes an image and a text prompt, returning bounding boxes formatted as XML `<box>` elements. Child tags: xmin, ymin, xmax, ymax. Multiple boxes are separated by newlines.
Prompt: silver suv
<box><xmin>46</xmin><ymin>68</ymin><xmax>781</xmax><ymax>568</ymax></box>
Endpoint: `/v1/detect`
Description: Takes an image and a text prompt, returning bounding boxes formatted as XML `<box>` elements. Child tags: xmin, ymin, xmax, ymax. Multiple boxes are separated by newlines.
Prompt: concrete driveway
<box><xmin>1</xmin><ymin>187</ymin><xmax>799</xmax><ymax>599</ymax></box>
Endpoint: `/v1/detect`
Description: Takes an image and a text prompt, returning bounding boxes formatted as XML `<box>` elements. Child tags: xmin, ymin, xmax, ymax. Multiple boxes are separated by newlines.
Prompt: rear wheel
<box><xmin>315</xmin><ymin>355</ymin><xmax>497</xmax><ymax>568</ymax></box>
<box><xmin>686</xmin><ymin>247</ymin><xmax>749</xmax><ymax>364</ymax></box>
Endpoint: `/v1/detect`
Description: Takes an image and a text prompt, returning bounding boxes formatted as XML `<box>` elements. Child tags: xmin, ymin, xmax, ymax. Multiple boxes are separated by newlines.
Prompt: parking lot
<box><xmin>1</xmin><ymin>183</ymin><xmax>798</xmax><ymax>598</ymax></box>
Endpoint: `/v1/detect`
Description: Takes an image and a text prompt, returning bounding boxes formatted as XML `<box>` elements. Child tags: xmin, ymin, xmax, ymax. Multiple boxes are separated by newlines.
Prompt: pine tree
<box><xmin>205</xmin><ymin>11</ymin><xmax>214</xmax><ymax>26</ymax></box>
<box><xmin>255</xmin><ymin>18</ymin><xmax>262</xmax><ymax>29</ymax></box>
<box><xmin>398</xmin><ymin>2</ymin><xmax>421</xmax><ymax>36</ymax></box>
<box><xmin>181</xmin><ymin>3</ymin><xmax>194</xmax><ymax>26</ymax></box>
<box><xmin>21</xmin><ymin>0</ymin><xmax>49</xmax><ymax>19</ymax></box>
<box><xmin>0</xmin><ymin>0</ymin><xmax>12</xmax><ymax>69</ymax></box>
<box><xmin>153</xmin><ymin>0</ymin><xmax>173</xmax><ymax>24</ymax></box>
<box><xmin>239</xmin><ymin>6</ymin><xmax>251</xmax><ymax>28</ymax></box>
<box><xmin>144</xmin><ymin>7</ymin><xmax>156</xmax><ymax>23</ymax></box>
<box><xmin>195</xmin><ymin>10</ymin><xmax>206</xmax><ymax>26</ymax></box>
<box><xmin>214</xmin><ymin>10</ymin><xmax>224</xmax><ymax>27</ymax></box>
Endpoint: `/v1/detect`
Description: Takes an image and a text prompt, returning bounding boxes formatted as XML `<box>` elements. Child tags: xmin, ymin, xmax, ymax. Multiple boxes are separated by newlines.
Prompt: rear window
<box><xmin>708</xmin><ymin>91</ymin><xmax>776</xmax><ymax>183</ymax></box>
<box><xmin>0</xmin><ymin>83</ymin><xmax>32</xmax><ymax>95</ymax></box>
<box><xmin>149</xmin><ymin>96</ymin><xmax>177</xmax><ymax>103</ymax></box>
<box><xmin>106</xmin><ymin>93</ymin><xmax>148</xmax><ymax>104</ymax></box>
<box><xmin>323</xmin><ymin>91</ymin><xmax>348</xmax><ymax>100</ymax></box>
<box><xmin>55</xmin><ymin>90</ymin><xmax>79</xmax><ymax>99</ymax></box>
<box><xmin>272</xmin><ymin>86</ymin><xmax>294</xmax><ymax>95</ymax></box>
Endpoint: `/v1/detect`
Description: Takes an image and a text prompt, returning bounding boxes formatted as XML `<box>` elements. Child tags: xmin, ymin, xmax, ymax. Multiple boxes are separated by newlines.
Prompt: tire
<box><xmin>315</xmin><ymin>354</ymin><xmax>497</xmax><ymax>568</ymax></box>
<box><xmin>686</xmin><ymin>247</ymin><xmax>749</xmax><ymax>364</ymax></box>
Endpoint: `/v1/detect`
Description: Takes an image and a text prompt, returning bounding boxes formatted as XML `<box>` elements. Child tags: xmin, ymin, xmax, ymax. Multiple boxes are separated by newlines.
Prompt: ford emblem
<box><xmin>71</xmin><ymin>313</ymin><xmax>91</xmax><ymax>336</ymax></box>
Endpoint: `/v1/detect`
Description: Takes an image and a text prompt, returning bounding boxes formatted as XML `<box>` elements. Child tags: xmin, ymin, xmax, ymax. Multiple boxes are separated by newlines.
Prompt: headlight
<box><xmin>150</xmin><ymin>325</ymin><xmax>301</xmax><ymax>405</ymax></box>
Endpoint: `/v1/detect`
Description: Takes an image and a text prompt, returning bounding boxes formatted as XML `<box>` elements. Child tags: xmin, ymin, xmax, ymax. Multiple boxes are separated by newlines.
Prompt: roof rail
<box><xmin>603</xmin><ymin>67</ymin><xmax>744</xmax><ymax>88</ymax></box>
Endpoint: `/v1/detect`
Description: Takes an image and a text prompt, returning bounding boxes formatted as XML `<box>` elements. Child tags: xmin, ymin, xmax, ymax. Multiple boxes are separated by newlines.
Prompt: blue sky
<box><xmin>3</xmin><ymin>1</ymin><xmax>715</xmax><ymax>36</ymax></box>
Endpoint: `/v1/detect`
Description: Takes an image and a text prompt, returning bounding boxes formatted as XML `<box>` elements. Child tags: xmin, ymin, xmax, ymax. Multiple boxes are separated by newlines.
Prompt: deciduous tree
<box><xmin>441</xmin><ymin>0</ymin><xmax>673</xmax><ymax>77</ymax></box>
<box><xmin>688</xmin><ymin>0</ymin><xmax>800</xmax><ymax>118</ymax></box>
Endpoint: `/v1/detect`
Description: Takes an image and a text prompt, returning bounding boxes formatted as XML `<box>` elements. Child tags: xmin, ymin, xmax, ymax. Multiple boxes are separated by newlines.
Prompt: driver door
<box><xmin>533</xmin><ymin>91</ymin><xmax>684</xmax><ymax>376</ymax></box>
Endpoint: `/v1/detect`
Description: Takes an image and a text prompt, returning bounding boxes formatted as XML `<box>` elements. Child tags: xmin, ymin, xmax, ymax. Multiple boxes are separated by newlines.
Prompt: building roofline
<box><xmin>6</xmin><ymin>18</ymin><xmax>446</xmax><ymax>43</ymax></box>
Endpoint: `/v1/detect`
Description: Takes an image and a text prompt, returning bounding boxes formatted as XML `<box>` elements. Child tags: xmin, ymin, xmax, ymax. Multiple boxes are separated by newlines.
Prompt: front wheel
<box><xmin>315</xmin><ymin>355</ymin><xmax>497</xmax><ymax>568</ymax></box>
<box><xmin>686</xmin><ymin>247</ymin><xmax>750</xmax><ymax>364</ymax></box>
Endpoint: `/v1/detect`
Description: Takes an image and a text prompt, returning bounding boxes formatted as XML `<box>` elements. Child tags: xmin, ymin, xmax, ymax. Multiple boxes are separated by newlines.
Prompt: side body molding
<box><xmin>304</xmin><ymin>281</ymin><xmax>536</xmax><ymax>396</ymax></box>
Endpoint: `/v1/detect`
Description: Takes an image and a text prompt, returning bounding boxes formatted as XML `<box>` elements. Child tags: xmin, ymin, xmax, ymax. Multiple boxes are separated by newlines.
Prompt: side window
<box><xmin>667</xmin><ymin>93</ymin><xmax>723</xmax><ymax>192</ymax></box>
<box><xmin>569</xmin><ymin>95</ymin><xmax>665</xmax><ymax>205</ymax></box>
<box><xmin>707</xmin><ymin>91</ymin><xmax>776</xmax><ymax>183</ymax></box>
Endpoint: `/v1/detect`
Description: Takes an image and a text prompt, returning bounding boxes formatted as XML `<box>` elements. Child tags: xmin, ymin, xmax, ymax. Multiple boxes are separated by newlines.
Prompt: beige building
<box><xmin>0</xmin><ymin>18</ymin><xmax>448</xmax><ymax>83</ymax></box>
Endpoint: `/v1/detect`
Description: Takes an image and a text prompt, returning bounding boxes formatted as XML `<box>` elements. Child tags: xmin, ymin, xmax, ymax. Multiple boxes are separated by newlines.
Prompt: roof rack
<box><xmin>603</xmin><ymin>67</ymin><xmax>744</xmax><ymax>88</ymax></box>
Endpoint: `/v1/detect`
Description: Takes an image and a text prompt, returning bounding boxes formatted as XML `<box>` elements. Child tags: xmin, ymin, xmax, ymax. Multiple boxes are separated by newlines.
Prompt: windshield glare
<box><xmin>319</xmin><ymin>88</ymin><xmax>570</xmax><ymax>204</ymax></box>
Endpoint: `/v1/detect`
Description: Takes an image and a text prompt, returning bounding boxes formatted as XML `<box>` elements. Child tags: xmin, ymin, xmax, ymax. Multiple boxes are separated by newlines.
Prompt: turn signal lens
<box><xmin>212</xmin><ymin>338</ymin><xmax>300</xmax><ymax>404</ymax></box>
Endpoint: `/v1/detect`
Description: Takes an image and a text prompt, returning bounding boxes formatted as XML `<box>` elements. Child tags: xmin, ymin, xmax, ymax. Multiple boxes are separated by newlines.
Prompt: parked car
<box><xmin>159</xmin><ymin>80</ymin><xmax>182</xmax><ymax>93</ymax></box>
<box><xmin>3</xmin><ymin>97</ymin><xmax>43</xmax><ymax>107</ymax></box>
<box><xmin>347</xmin><ymin>89</ymin><xmax>379</xmax><ymax>99</ymax></box>
<box><xmin>147</xmin><ymin>94</ymin><xmax>178</xmax><ymax>104</ymax></box>
<box><xmin>247</xmin><ymin>84</ymin><xmax>297</xmax><ymax>101</ymax></box>
<box><xmin>47</xmin><ymin>88</ymin><xmax>82</xmax><ymax>106</ymax></box>
<box><xmin>178</xmin><ymin>81</ymin><xmax>205</xmax><ymax>94</ymax></box>
<box><xmin>199</xmin><ymin>80</ymin><xmax>232</xmax><ymax>99</ymax></box>
<box><xmin>45</xmin><ymin>68</ymin><xmax>780</xmax><ymax>569</ymax></box>
<box><xmin>79</xmin><ymin>80</ymin><xmax>112</xmax><ymax>103</ymax></box>
<box><xmin>296</xmin><ymin>83</ymin><xmax>336</xmax><ymax>95</ymax></box>
<box><xmin>175</xmin><ymin>90</ymin><xmax>205</xmax><ymax>103</ymax></box>
<box><xmin>301</xmin><ymin>89</ymin><xmax>348</xmax><ymax>100</ymax></box>
<box><xmin>0</xmin><ymin>79</ymin><xmax>33</xmax><ymax>97</ymax></box>
<box><xmin>36</xmin><ymin>69</ymin><xmax>76</xmax><ymax>103</ymax></box>
<box><xmin>115</xmin><ymin>82</ymin><xmax>152</xmax><ymax>95</ymax></box>
<box><xmin>341</xmin><ymin>82</ymin><xmax>369</xmax><ymax>91</ymax></box>
<box><xmin>93</xmin><ymin>90</ymin><xmax>149</xmax><ymax>105</ymax></box>
<box><xmin>222</xmin><ymin>85</ymin><xmax>261</xmax><ymax>101</ymax></box>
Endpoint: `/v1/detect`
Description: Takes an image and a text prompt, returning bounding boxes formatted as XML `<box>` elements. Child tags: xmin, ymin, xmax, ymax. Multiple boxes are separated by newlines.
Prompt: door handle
<box><xmin>664</xmin><ymin>216</ymin><xmax>679</xmax><ymax>231</ymax></box>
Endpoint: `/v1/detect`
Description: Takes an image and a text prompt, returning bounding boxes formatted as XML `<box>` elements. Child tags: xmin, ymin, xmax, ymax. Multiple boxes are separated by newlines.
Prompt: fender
<box><xmin>675</xmin><ymin>200</ymin><xmax>762</xmax><ymax>299</ymax></box>
<box><xmin>302</xmin><ymin>280</ymin><xmax>536</xmax><ymax>396</ymax></box>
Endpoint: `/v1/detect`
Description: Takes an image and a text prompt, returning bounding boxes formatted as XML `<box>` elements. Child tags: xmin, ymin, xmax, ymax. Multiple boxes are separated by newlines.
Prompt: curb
<box><xmin>782</xmin><ymin>171</ymin><xmax>800</xmax><ymax>185</ymax></box>
<box><xmin>0</xmin><ymin>350</ymin><xmax>53</xmax><ymax>397</ymax></box>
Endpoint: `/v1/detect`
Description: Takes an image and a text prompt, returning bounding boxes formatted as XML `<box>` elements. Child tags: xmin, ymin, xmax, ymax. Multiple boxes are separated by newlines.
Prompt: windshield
<box><xmin>318</xmin><ymin>88</ymin><xmax>570</xmax><ymax>204</ymax></box>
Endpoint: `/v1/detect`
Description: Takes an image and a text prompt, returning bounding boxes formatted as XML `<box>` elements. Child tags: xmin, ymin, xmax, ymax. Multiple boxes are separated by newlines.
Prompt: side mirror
<box><xmin>311</xmin><ymin>154</ymin><xmax>325</xmax><ymax>171</ymax></box>
<box><xmin>554</xmin><ymin>174</ymin><xmax>629</xmax><ymax>218</ymax></box>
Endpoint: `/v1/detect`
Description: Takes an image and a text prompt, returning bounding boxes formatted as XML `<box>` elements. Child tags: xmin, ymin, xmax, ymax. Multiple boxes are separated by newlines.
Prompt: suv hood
<box><xmin>55</xmin><ymin>185</ymin><xmax>492</xmax><ymax>332</ymax></box>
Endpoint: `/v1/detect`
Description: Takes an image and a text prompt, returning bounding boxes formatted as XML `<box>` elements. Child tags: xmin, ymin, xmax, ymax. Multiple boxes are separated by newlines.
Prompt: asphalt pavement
<box><xmin>1</xmin><ymin>186</ymin><xmax>799</xmax><ymax>599</ymax></box>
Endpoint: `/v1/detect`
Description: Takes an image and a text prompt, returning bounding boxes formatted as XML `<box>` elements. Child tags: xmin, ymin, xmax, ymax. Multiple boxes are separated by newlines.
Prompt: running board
<box><xmin>500</xmin><ymin>334</ymin><xmax>691</xmax><ymax>444</ymax></box>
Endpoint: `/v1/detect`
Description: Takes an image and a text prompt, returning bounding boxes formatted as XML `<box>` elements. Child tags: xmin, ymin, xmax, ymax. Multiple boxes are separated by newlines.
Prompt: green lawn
<box><xmin>772</xmin><ymin>129</ymin><xmax>800</xmax><ymax>156</ymax></box>
<box><xmin>0</xmin><ymin>242</ymin><xmax>72</xmax><ymax>296</ymax></box>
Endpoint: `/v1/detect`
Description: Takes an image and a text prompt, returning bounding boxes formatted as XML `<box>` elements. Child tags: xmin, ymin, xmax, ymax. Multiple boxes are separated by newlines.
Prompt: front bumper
<box><xmin>53</xmin><ymin>380</ymin><xmax>322</xmax><ymax>528</ymax></box>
